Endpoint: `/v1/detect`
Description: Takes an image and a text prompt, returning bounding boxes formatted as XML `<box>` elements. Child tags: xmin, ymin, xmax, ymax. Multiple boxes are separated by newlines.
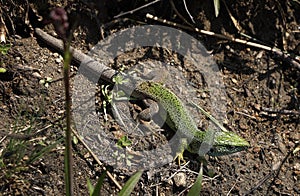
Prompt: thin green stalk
<box><xmin>63</xmin><ymin>41</ymin><xmax>73</xmax><ymax>196</ymax></box>
<box><xmin>49</xmin><ymin>7</ymin><xmax>73</xmax><ymax>195</ymax></box>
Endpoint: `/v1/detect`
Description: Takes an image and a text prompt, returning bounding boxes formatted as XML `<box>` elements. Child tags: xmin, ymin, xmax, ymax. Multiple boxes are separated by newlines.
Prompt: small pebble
<box><xmin>239</xmin><ymin>119</ymin><xmax>248</xmax><ymax>130</ymax></box>
<box><xmin>55</xmin><ymin>57</ymin><xmax>62</xmax><ymax>64</ymax></box>
<box><xmin>201</xmin><ymin>92</ymin><xmax>208</xmax><ymax>98</ymax></box>
<box><xmin>53</xmin><ymin>52</ymin><xmax>59</xmax><ymax>57</ymax></box>
<box><xmin>231</xmin><ymin>78</ymin><xmax>238</xmax><ymax>84</ymax></box>
<box><xmin>23</xmin><ymin>155</ymin><xmax>29</xmax><ymax>161</ymax></box>
<box><xmin>32</xmin><ymin>72</ymin><xmax>42</xmax><ymax>78</ymax></box>
<box><xmin>274</xmin><ymin>179</ymin><xmax>282</xmax><ymax>185</ymax></box>
<box><xmin>293</xmin><ymin>163</ymin><xmax>300</xmax><ymax>171</ymax></box>
<box><xmin>253</xmin><ymin>103</ymin><xmax>261</xmax><ymax>111</ymax></box>
<box><xmin>252</xmin><ymin>146</ymin><xmax>261</xmax><ymax>153</ymax></box>
<box><xmin>173</xmin><ymin>172</ymin><xmax>187</xmax><ymax>187</ymax></box>
<box><xmin>294</xmin><ymin>170</ymin><xmax>300</xmax><ymax>175</ymax></box>
<box><xmin>167</xmin><ymin>178</ymin><xmax>173</xmax><ymax>185</ymax></box>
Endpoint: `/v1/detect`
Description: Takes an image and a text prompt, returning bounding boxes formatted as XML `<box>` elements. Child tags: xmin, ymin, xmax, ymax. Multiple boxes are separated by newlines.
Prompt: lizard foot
<box><xmin>173</xmin><ymin>137</ymin><xmax>188</xmax><ymax>165</ymax></box>
<box><xmin>174</xmin><ymin>152</ymin><xmax>186</xmax><ymax>165</ymax></box>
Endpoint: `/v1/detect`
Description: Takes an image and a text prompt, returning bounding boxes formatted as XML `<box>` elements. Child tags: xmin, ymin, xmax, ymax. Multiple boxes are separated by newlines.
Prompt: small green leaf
<box><xmin>0</xmin><ymin>67</ymin><xmax>6</xmax><ymax>73</ymax></box>
<box><xmin>113</xmin><ymin>74</ymin><xmax>129</xmax><ymax>85</ymax></box>
<box><xmin>87</xmin><ymin>178</ymin><xmax>94</xmax><ymax>196</ymax></box>
<box><xmin>0</xmin><ymin>44</ymin><xmax>11</xmax><ymax>55</ymax></box>
<box><xmin>116</xmin><ymin>90</ymin><xmax>126</xmax><ymax>98</ymax></box>
<box><xmin>0</xmin><ymin>158</ymin><xmax>5</xmax><ymax>168</ymax></box>
<box><xmin>39</xmin><ymin>77</ymin><xmax>53</xmax><ymax>88</ymax></box>
<box><xmin>92</xmin><ymin>171</ymin><xmax>106</xmax><ymax>196</ymax></box>
<box><xmin>126</xmin><ymin>159</ymin><xmax>132</xmax><ymax>167</ymax></box>
<box><xmin>72</xmin><ymin>135</ymin><xmax>78</xmax><ymax>145</ymax></box>
<box><xmin>39</xmin><ymin>79</ymin><xmax>45</xmax><ymax>84</ymax></box>
<box><xmin>293</xmin><ymin>146</ymin><xmax>300</xmax><ymax>154</ymax></box>
<box><xmin>28</xmin><ymin>137</ymin><xmax>64</xmax><ymax>163</ymax></box>
<box><xmin>118</xmin><ymin>170</ymin><xmax>143</xmax><ymax>196</ymax></box>
<box><xmin>207</xmin><ymin>168</ymin><xmax>215</xmax><ymax>178</ymax></box>
<box><xmin>117</xmin><ymin>136</ymin><xmax>132</xmax><ymax>148</ymax></box>
<box><xmin>187</xmin><ymin>164</ymin><xmax>203</xmax><ymax>196</ymax></box>
<box><xmin>213</xmin><ymin>0</ymin><xmax>220</xmax><ymax>17</ymax></box>
<box><xmin>87</xmin><ymin>171</ymin><xmax>107</xmax><ymax>196</ymax></box>
<box><xmin>46</xmin><ymin>77</ymin><xmax>53</xmax><ymax>82</ymax></box>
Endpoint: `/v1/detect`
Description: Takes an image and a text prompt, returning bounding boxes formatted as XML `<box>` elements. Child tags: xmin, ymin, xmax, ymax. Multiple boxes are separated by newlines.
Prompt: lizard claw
<box><xmin>174</xmin><ymin>152</ymin><xmax>186</xmax><ymax>165</ymax></box>
<box><xmin>173</xmin><ymin>137</ymin><xmax>188</xmax><ymax>165</ymax></box>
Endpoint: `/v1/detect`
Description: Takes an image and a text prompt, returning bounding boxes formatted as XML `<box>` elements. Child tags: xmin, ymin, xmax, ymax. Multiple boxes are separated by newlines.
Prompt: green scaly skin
<box><xmin>136</xmin><ymin>81</ymin><xmax>250</xmax><ymax>161</ymax></box>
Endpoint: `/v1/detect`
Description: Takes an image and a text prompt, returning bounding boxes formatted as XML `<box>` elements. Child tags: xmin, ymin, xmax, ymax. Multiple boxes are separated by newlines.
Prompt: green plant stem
<box><xmin>63</xmin><ymin>41</ymin><xmax>73</xmax><ymax>196</ymax></box>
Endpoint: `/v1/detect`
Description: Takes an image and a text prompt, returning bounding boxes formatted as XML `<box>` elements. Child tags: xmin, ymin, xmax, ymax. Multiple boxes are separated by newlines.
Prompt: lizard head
<box><xmin>207</xmin><ymin>131</ymin><xmax>250</xmax><ymax>156</ymax></box>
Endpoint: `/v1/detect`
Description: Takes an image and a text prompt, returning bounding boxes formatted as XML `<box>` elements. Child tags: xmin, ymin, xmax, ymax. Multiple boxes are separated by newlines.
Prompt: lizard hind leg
<box><xmin>173</xmin><ymin>137</ymin><xmax>189</xmax><ymax>165</ymax></box>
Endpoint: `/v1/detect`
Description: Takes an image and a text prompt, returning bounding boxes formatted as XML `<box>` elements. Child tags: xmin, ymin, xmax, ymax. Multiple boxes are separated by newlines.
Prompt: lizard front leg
<box><xmin>173</xmin><ymin>137</ymin><xmax>189</xmax><ymax>165</ymax></box>
<box><xmin>138</xmin><ymin>99</ymin><xmax>190</xmax><ymax>165</ymax></box>
<box><xmin>138</xmin><ymin>99</ymin><xmax>160</xmax><ymax>122</ymax></box>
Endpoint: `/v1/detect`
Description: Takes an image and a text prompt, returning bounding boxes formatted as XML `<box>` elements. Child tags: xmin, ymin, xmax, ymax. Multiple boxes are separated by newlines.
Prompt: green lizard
<box><xmin>35</xmin><ymin>28</ymin><xmax>249</xmax><ymax>163</ymax></box>
<box><xmin>136</xmin><ymin>80</ymin><xmax>250</xmax><ymax>163</ymax></box>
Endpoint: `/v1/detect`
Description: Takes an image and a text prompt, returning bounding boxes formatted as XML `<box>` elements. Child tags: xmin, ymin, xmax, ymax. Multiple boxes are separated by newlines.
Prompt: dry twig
<box><xmin>146</xmin><ymin>13</ymin><xmax>300</xmax><ymax>70</ymax></box>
